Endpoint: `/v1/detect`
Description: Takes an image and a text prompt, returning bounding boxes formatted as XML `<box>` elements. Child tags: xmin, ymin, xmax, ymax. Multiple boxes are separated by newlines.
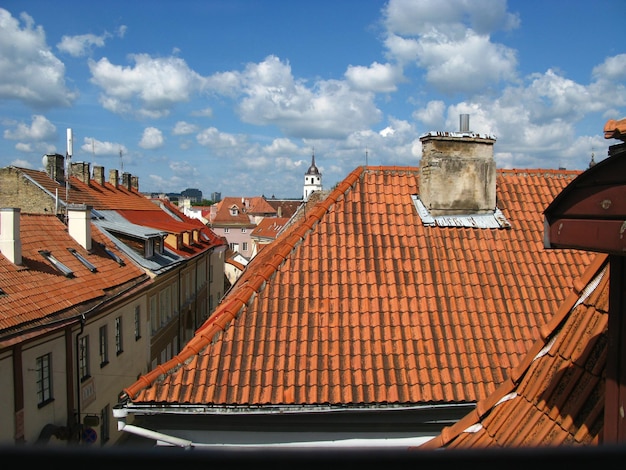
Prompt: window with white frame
<box><xmin>242</xmin><ymin>242</ymin><xmax>248</xmax><ymax>252</ymax></box>
<box><xmin>36</xmin><ymin>353</ymin><xmax>53</xmax><ymax>407</ymax></box>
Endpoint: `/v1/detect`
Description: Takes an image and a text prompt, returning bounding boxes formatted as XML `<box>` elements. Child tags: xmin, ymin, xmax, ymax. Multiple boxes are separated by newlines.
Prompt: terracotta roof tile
<box><xmin>418</xmin><ymin>254</ymin><xmax>609</xmax><ymax>449</ymax></box>
<box><xmin>122</xmin><ymin>166</ymin><xmax>594</xmax><ymax>410</ymax></box>
<box><xmin>0</xmin><ymin>213</ymin><xmax>147</xmax><ymax>343</ymax></box>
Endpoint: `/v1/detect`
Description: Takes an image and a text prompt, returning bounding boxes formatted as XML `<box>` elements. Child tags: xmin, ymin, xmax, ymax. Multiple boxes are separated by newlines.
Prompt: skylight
<box><xmin>39</xmin><ymin>250</ymin><xmax>74</xmax><ymax>277</ymax></box>
<box><xmin>67</xmin><ymin>248</ymin><xmax>97</xmax><ymax>272</ymax></box>
<box><xmin>99</xmin><ymin>243</ymin><xmax>125</xmax><ymax>266</ymax></box>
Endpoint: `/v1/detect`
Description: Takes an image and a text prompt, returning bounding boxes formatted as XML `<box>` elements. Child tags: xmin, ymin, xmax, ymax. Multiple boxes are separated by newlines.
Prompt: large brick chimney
<box><xmin>70</xmin><ymin>161</ymin><xmax>90</xmax><ymax>185</ymax></box>
<box><xmin>44</xmin><ymin>153</ymin><xmax>65</xmax><ymax>183</ymax></box>
<box><xmin>419</xmin><ymin>114</ymin><xmax>496</xmax><ymax>216</ymax></box>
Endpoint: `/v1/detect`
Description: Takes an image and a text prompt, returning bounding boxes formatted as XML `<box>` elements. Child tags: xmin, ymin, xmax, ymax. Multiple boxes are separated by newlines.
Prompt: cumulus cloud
<box><xmin>80</xmin><ymin>137</ymin><xmax>127</xmax><ymax>156</ymax></box>
<box><xmin>233</xmin><ymin>55</ymin><xmax>382</xmax><ymax>139</ymax></box>
<box><xmin>345</xmin><ymin>62</ymin><xmax>402</xmax><ymax>92</ymax></box>
<box><xmin>57</xmin><ymin>33</ymin><xmax>109</xmax><ymax>57</ymax></box>
<box><xmin>0</xmin><ymin>8</ymin><xmax>77</xmax><ymax>108</ymax></box>
<box><xmin>173</xmin><ymin>121</ymin><xmax>198</xmax><ymax>135</ymax></box>
<box><xmin>3</xmin><ymin>114</ymin><xmax>56</xmax><ymax>141</ymax></box>
<box><xmin>382</xmin><ymin>0</ymin><xmax>519</xmax><ymax>94</ymax></box>
<box><xmin>139</xmin><ymin>127</ymin><xmax>164</xmax><ymax>149</ymax></box>
<box><xmin>196</xmin><ymin>127</ymin><xmax>242</xmax><ymax>151</ymax></box>
<box><xmin>88</xmin><ymin>54</ymin><xmax>208</xmax><ymax>118</ymax></box>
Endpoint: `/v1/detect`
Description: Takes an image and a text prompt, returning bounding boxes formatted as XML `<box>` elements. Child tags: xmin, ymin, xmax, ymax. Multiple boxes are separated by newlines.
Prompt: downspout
<box><xmin>73</xmin><ymin>313</ymin><xmax>85</xmax><ymax>442</ymax></box>
<box><xmin>115</xmin><ymin>420</ymin><xmax>193</xmax><ymax>449</ymax></box>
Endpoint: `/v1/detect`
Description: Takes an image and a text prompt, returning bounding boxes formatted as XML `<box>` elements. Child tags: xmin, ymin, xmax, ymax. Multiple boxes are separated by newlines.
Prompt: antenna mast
<box><xmin>66</xmin><ymin>128</ymin><xmax>73</xmax><ymax>206</ymax></box>
<box><xmin>119</xmin><ymin>148</ymin><xmax>124</xmax><ymax>174</ymax></box>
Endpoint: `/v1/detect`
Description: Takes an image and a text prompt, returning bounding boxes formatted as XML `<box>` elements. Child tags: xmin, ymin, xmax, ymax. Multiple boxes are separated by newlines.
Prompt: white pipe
<box><xmin>117</xmin><ymin>423</ymin><xmax>193</xmax><ymax>449</ymax></box>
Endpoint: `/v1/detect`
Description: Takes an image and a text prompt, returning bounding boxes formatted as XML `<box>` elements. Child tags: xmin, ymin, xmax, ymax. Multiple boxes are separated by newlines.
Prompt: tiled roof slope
<box><xmin>250</xmin><ymin>217</ymin><xmax>290</xmax><ymax>240</ymax></box>
<box><xmin>122</xmin><ymin>166</ymin><xmax>594</xmax><ymax>407</ymax></box>
<box><xmin>210</xmin><ymin>196</ymin><xmax>274</xmax><ymax>226</ymax></box>
<box><xmin>18</xmin><ymin>167</ymin><xmax>162</xmax><ymax>211</ymax></box>
<box><xmin>419</xmin><ymin>254</ymin><xmax>608</xmax><ymax>449</ymax></box>
<box><xmin>0</xmin><ymin>213</ymin><xmax>147</xmax><ymax>345</ymax></box>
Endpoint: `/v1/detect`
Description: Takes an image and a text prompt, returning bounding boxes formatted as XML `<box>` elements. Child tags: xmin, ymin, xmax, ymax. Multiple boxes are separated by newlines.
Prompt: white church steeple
<box><xmin>303</xmin><ymin>150</ymin><xmax>322</xmax><ymax>200</ymax></box>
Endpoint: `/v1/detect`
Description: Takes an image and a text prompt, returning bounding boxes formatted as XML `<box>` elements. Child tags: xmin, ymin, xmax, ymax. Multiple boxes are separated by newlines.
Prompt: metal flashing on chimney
<box><xmin>411</xmin><ymin>195</ymin><xmax>511</xmax><ymax>229</ymax></box>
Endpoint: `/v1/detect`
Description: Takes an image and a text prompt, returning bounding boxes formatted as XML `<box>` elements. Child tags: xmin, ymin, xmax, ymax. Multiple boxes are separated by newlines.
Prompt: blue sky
<box><xmin>1</xmin><ymin>0</ymin><xmax>625</xmax><ymax>199</ymax></box>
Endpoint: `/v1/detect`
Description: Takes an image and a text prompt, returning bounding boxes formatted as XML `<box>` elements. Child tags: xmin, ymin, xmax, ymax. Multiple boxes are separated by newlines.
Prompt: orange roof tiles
<box><xmin>419</xmin><ymin>254</ymin><xmax>608</xmax><ymax>449</ymax></box>
<box><xmin>0</xmin><ymin>213</ymin><xmax>147</xmax><ymax>344</ymax></box>
<box><xmin>122</xmin><ymin>165</ymin><xmax>594</xmax><ymax>409</ymax></box>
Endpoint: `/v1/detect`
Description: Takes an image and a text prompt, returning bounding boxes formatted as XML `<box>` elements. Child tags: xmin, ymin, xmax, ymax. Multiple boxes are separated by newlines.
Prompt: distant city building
<box><xmin>181</xmin><ymin>188</ymin><xmax>202</xmax><ymax>202</ymax></box>
<box><xmin>211</xmin><ymin>192</ymin><xmax>222</xmax><ymax>203</ymax></box>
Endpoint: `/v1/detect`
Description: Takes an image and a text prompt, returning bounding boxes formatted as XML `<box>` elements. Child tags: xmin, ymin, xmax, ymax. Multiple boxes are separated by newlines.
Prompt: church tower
<box><xmin>303</xmin><ymin>151</ymin><xmax>322</xmax><ymax>200</ymax></box>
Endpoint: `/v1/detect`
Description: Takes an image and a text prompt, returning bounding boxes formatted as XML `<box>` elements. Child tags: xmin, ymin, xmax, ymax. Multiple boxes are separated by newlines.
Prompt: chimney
<box><xmin>67</xmin><ymin>204</ymin><xmax>92</xmax><ymax>251</ymax></box>
<box><xmin>44</xmin><ymin>153</ymin><xmax>65</xmax><ymax>183</ymax></box>
<box><xmin>109</xmin><ymin>169</ymin><xmax>119</xmax><ymax>188</ymax></box>
<box><xmin>93</xmin><ymin>166</ymin><xmax>105</xmax><ymax>185</ymax></box>
<box><xmin>0</xmin><ymin>207</ymin><xmax>22</xmax><ymax>265</ymax></box>
<box><xmin>121</xmin><ymin>172</ymin><xmax>132</xmax><ymax>191</ymax></box>
<box><xmin>70</xmin><ymin>161</ymin><xmax>90</xmax><ymax>185</ymax></box>
<box><xmin>131</xmin><ymin>175</ymin><xmax>139</xmax><ymax>191</ymax></box>
<box><xmin>419</xmin><ymin>114</ymin><xmax>496</xmax><ymax>216</ymax></box>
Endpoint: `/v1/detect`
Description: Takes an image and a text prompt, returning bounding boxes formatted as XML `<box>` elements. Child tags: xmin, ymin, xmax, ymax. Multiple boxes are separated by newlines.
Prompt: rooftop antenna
<box><xmin>91</xmin><ymin>138</ymin><xmax>95</xmax><ymax>162</ymax></box>
<box><xmin>119</xmin><ymin>147</ymin><xmax>124</xmax><ymax>174</ymax></box>
<box><xmin>66</xmin><ymin>128</ymin><xmax>73</xmax><ymax>205</ymax></box>
<box><xmin>365</xmin><ymin>146</ymin><xmax>369</xmax><ymax>166</ymax></box>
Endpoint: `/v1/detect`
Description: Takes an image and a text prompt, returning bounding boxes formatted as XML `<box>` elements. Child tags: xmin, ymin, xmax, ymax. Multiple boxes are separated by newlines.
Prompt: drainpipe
<box><xmin>73</xmin><ymin>313</ymin><xmax>85</xmax><ymax>442</ymax></box>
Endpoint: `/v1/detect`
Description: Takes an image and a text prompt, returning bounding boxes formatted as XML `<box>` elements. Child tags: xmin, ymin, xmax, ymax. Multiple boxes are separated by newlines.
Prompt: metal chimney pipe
<box><xmin>460</xmin><ymin>114</ymin><xmax>470</xmax><ymax>133</ymax></box>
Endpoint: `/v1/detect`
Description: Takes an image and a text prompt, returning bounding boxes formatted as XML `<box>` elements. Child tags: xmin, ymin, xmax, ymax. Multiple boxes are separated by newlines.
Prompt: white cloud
<box><xmin>3</xmin><ymin>114</ymin><xmax>56</xmax><ymax>141</ymax></box>
<box><xmin>139</xmin><ymin>127</ymin><xmax>164</xmax><ymax>149</ymax></box>
<box><xmin>80</xmin><ymin>137</ymin><xmax>127</xmax><ymax>156</ymax></box>
<box><xmin>235</xmin><ymin>55</ymin><xmax>382</xmax><ymax>139</ymax></box>
<box><xmin>0</xmin><ymin>8</ymin><xmax>77</xmax><ymax>108</ymax></box>
<box><xmin>88</xmin><ymin>54</ymin><xmax>208</xmax><ymax>118</ymax></box>
<box><xmin>381</xmin><ymin>0</ymin><xmax>518</xmax><ymax>94</ymax></box>
<box><xmin>345</xmin><ymin>62</ymin><xmax>401</xmax><ymax>92</ymax></box>
<box><xmin>196</xmin><ymin>127</ymin><xmax>241</xmax><ymax>151</ymax></box>
<box><xmin>57</xmin><ymin>33</ymin><xmax>109</xmax><ymax>57</ymax></box>
<box><xmin>173</xmin><ymin>121</ymin><xmax>198</xmax><ymax>135</ymax></box>
<box><xmin>413</xmin><ymin>100</ymin><xmax>446</xmax><ymax>130</ymax></box>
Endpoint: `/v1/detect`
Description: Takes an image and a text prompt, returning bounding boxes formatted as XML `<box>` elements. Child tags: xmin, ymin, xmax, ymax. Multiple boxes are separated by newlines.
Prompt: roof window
<box><xmin>67</xmin><ymin>248</ymin><xmax>97</xmax><ymax>272</ymax></box>
<box><xmin>39</xmin><ymin>250</ymin><xmax>74</xmax><ymax>277</ymax></box>
<box><xmin>99</xmin><ymin>243</ymin><xmax>125</xmax><ymax>266</ymax></box>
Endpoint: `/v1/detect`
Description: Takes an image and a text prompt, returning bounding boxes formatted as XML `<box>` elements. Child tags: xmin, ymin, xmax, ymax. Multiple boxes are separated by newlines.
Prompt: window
<box><xmin>36</xmin><ymin>353</ymin><xmax>53</xmax><ymax>407</ymax></box>
<box><xmin>115</xmin><ymin>316</ymin><xmax>123</xmax><ymax>354</ymax></box>
<box><xmin>160</xmin><ymin>290</ymin><xmax>167</xmax><ymax>326</ymax></box>
<box><xmin>99</xmin><ymin>326</ymin><xmax>108</xmax><ymax>367</ymax></box>
<box><xmin>100</xmin><ymin>404</ymin><xmax>110</xmax><ymax>445</ymax></box>
<box><xmin>241</xmin><ymin>228</ymin><xmax>247</xmax><ymax>233</ymax></box>
<box><xmin>134</xmin><ymin>306</ymin><xmax>141</xmax><ymax>340</ymax></box>
<box><xmin>224</xmin><ymin>227</ymin><xmax>230</xmax><ymax>233</ymax></box>
<box><xmin>242</xmin><ymin>242</ymin><xmax>248</xmax><ymax>252</ymax></box>
<box><xmin>150</xmin><ymin>295</ymin><xmax>157</xmax><ymax>335</ymax></box>
<box><xmin>79</xmin><ymin>335</ymin><xmax>90</xmax><ymax>381</ymax></box>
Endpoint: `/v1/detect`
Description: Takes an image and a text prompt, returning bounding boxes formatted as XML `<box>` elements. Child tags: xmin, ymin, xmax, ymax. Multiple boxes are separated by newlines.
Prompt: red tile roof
<box><xmin>250</xmin><ymin>217</ymin><xmax>290</xmax><ymax>240</ymax></box>
<box><xmin>210</xmin><ymin>196</ymin><xmax>275</xmax><ymax>226</ymax></box>
<box><xmin>419</xmin><ymin>253</ymin><xmax>608</xmax><ymax>449</ymax></box>
<box><xmin>122</xmin><ymin>165</ymin><xmax>594</xmax><ymax>408</ymax></box>
<box><xmin>0</xmin><ymin>213</ymin><xmax>148</xmax><ymax>345</ymax></box>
